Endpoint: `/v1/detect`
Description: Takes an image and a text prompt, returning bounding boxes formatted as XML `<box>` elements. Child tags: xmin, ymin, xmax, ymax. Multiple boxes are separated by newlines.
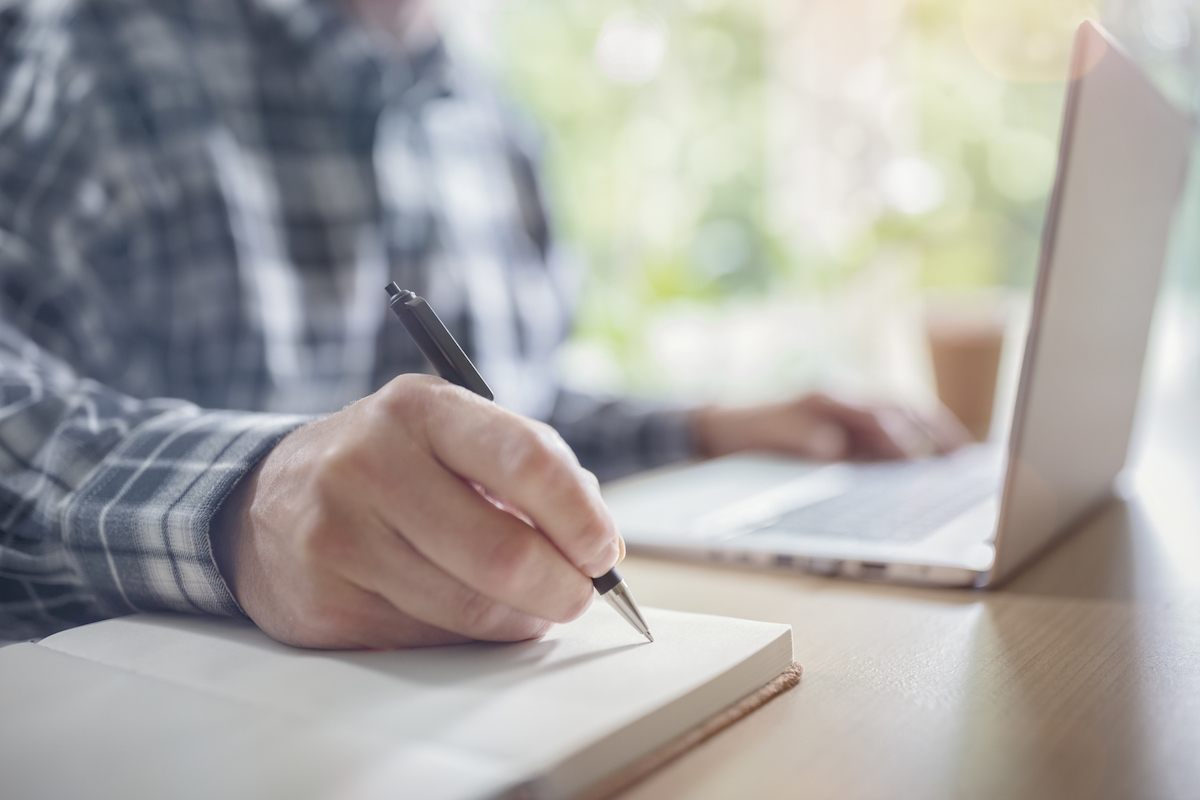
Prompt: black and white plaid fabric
<box><xmin>0</xmin><ymin>0</ymin><xmax>694</xmax><ymax>640</ymax></box>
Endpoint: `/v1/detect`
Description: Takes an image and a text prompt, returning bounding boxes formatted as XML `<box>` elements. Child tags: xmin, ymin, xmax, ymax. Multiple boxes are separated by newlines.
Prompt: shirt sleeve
<box><xmin>546</xmin><ymin>389</ymin><xmax>698</xmax><ymax>483</ymax></box>
<box><xmin>0</xmin><ymin>319</ymin><xmax>307</xmax><ymax>640</ymax></box>
<box><xmin>0</xmin><ymin>16</ymin><xmax>309</xmax><ymax>640</ymax></box>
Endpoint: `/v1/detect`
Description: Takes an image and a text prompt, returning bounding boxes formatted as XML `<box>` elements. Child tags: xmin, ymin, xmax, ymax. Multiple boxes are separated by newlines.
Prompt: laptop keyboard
<box><xmin>753</xmin><ymin>446</ymin><xmax>1003</xmax><ymax>543</ymax></box>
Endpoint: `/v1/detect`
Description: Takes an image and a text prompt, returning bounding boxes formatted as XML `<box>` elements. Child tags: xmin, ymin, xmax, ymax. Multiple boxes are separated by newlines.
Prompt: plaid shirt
<box><xmin>0</xmin><ymin>0</ymin><xmax>694</xmax><ymax>640</ymax></box>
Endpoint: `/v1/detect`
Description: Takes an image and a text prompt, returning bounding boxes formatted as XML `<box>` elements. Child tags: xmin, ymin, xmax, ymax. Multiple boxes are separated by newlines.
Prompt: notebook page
<box><xmin>0</xmin><ymin>643</ymin><xmax>519</xmax><ymax>800</ymax></box>
<box><xmin>31</xmin><ymin>604</ymin><xmax>792</xmax><ymax>799</ymax></box>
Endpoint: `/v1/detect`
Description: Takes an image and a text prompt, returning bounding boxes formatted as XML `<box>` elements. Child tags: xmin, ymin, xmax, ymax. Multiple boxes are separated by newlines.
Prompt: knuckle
<box><xmin>533</xmin><ymin>419</ymin><xmax>569</xmax><ymax>449</ymax></box>
<box><xmin>572</xmin><ymin>512</ymin><xmax>614</xmax><ymax>559</ymax></box>
<box><xmin>377</xmin><ymin>374</ymin><xmax>486</xmax><ymax>441</ymax></box>
<box><xmin>506</xmin><ymin>428</ymin><xmax>557</xmax><ymax>481</ymax></box>
<box><xmin>507</xmin><ymin>422</ymin><xmax>574</xmax><ymax>488</ymax></box>
<box><xmin>377</xmin><ymin>374</ymin><xmax>433</xmax><ymax>418</ymax></box>
<box><xmin>534</xmin><ymin>421</ymin><xmax>578</xmax><ymax>466</ymax></box>
<box><xmin>579</xmin><ymin>466</ymin><xmax>601</xmax><ymax>491</ymax></box>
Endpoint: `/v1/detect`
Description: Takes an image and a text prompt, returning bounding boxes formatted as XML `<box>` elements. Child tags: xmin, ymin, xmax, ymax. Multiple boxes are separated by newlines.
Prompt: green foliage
<box><xmin>498</xmin><ymin>0</ymin><xmax>777</xmax><ymax>365</ymax></box>
<box><xmin>491</xmin><ymin>0</ymin><xmax>1110</xmax><ymax>380</ymax></box>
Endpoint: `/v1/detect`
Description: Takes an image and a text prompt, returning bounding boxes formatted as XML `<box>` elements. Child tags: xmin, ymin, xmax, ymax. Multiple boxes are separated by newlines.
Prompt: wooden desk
<box><xmin>614</xmin><ymin>397</ymin><xmax>1200</xmax><ymax>800</ymax></box>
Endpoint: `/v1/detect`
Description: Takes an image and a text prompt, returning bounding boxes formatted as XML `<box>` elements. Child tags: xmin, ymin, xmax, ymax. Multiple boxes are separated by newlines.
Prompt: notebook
<box><xmin>0</xmin><ymin>603</ymin><xmax>797</xmax><ymax>800</ymax></box>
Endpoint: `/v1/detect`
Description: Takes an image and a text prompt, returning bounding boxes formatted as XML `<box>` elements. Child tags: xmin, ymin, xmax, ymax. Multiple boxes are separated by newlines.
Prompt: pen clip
<box><xmin>386</xmin><ymin>283</ymin><xmax>495</xmax><ymax>401</ymax></box>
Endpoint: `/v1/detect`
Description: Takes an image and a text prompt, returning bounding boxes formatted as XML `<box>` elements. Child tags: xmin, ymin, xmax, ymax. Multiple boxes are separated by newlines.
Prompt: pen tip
<box><xmin>645</xmin><ymin>631</ymin><xmax>654</xmax><ymax>643</ymax></box>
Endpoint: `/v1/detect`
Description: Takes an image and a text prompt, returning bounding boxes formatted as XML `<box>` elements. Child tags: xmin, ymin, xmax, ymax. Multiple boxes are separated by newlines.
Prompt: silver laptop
<box><xmin>602</xmin><ymin>21</ymin><xmax>1193</xmax><ymax>588</ymax></box>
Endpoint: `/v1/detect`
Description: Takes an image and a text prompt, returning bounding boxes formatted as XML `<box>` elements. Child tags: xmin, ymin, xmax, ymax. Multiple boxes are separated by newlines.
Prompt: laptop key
<box><xmin>758</xmin><ymin>447</ymin><xmax>1003</xmax><ymax>543</ymax></box>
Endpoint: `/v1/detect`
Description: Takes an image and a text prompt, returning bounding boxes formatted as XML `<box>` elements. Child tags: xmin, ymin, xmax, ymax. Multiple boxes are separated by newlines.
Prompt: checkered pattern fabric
<box><xmin>0</xmin><ymin>0</ymin><xmax>694</xmax><ymax>640</ymax></box>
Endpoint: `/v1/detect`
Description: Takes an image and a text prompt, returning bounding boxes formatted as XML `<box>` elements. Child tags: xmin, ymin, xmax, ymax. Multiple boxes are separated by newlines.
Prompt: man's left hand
<box><xmin>693</xmin><ymin>393</ymin><xmax>972</xmax><ymax>462</ymax></box>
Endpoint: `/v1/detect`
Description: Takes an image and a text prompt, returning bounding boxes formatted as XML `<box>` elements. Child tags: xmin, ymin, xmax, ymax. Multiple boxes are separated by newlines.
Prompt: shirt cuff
<box><xmin>638</xmin><ymin>406</ymin><xmax>699</xmax><ymax>470</ymax></box>
<box><xmin>62</xmin><ymin>405</ymin><xmax>309</xmax><ymax>619</ymax></box>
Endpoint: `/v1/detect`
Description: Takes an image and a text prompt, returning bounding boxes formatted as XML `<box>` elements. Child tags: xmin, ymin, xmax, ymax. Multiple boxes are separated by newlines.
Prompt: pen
<box><xmin>386</xmin><ymin>282</ymin><xmax>653</xmax><ymax>643</ymax></box>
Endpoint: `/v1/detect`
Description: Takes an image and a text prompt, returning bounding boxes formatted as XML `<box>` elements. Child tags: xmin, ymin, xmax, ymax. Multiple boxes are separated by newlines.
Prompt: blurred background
<box><xmin>436</xmin><ymin>0</ymin><xmax>1200</xmax><ymax>426</ymax></box>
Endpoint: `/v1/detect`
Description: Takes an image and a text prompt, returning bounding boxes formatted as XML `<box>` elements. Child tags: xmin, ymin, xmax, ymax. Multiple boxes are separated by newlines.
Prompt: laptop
<box><xmin>601</xmin><ymin>21</ymin><xmax>1193</xmax><ymax>588</ymax></box>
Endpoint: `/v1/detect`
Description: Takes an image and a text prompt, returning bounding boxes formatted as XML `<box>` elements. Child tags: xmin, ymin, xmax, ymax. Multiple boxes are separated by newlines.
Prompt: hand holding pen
<box><xmin>208</xmin><ymin>317</ymin><xmax>637</xmax><ymax>650</ymax></box>
<box><xmin>386</xmin><ymin>283</ymin><xmax>652</xmax><ymax>642</ymax></box>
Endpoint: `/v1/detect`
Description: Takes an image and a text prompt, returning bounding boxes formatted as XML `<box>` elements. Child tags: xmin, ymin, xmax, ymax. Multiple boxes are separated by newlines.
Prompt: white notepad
<box><xmin>0</xmin><ymin>604</ymin><xmax>793</xmax><ymax>800</ymax></box>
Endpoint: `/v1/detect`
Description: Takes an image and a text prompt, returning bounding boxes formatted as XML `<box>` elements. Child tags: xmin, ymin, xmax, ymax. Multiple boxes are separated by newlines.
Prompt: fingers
<box><xmin>326</xmin><ymin>377</ymin><xmax>600</xmax><ymax>623</ymax></box>
<box><xmin>798</xmin><ymin>420</ymin><xmax>851</xmax><ymax>460</ymax></box>
<box><xmin>322</xmin><ymin>507</ymin><xmax>558</xmax><ymax>643</ymax></box>
<box><xmin>287</xmin><ymin>584</ymin><xmax>478</xmax><ymax>650</ymax></box>
<box><xmin>226</xmin><ymin>498</ymin><xmax>485</xmax><ymax>650</ymax></box>
<box><xmin>918</xmin><ymin>402</ymin><xmax>974</xmax><ymax>452</ymax></box>
<box><xmin>260</xmin><ymin>560</ymin><xmax>544</xmax><ymax>650</ymax></box>
<box><xmin>803</xmin><ymin>395</ymin><xmax>909</xmax><ymax>459</ymax></box>
<box><xmin>806</xmin><ymin>394</ymin><xmax>969</xmax><ymax>459</ymax></box>
<box><xmin>877</xmin><ymin>404</ymin><xmax>971</xmax><ymax>456</ymax></box>
<box><xmin>693</xmin><ymin>392</ymin><xmax>972</xmax><ymax>464</ymax></box>
<box><xmin>410</xmin><ymin>381</ymin><xmax>622</xmax><ymax>579</ymax></box>
<box><xmin>367</xmin><ymin>454</ymin><xmax>595</xmax><ymax>624</ymax></box>
<box><xmin>225</xmin><ymin>374</ymin><xmax>616</xmax><ymax>650</ymax></box>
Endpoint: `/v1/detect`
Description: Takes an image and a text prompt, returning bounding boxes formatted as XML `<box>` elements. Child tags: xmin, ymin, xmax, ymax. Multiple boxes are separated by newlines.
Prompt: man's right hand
<box><xmin>210</xmin><ymin>375</ymin><xmax>623</xmax><ymax>649</ymax></box>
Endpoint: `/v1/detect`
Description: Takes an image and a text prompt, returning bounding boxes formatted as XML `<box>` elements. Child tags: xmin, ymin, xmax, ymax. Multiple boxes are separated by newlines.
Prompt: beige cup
<box><xmin>924</xmin><ymin>295</ymin><xmax>1008</xmax><ymax>441</ymax></box>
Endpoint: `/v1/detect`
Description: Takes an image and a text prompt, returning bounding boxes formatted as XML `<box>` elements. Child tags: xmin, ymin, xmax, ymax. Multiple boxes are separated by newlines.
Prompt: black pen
<box><xmin>386</xmin><ymin>282</ymin><xmax>653</xmax><ymax>643</ymax></box>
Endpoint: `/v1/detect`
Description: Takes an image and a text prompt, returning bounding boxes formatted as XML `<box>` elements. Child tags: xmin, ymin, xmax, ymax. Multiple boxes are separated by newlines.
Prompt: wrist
<box><xmin>691</xmin><ymin>404</ymin><xmax>740</xmax><ymax>459</ymax></box>
<box><xmin>210</xmin><ymin>458</ymin><xmax>265</xmax><ymax>608</ymax></box>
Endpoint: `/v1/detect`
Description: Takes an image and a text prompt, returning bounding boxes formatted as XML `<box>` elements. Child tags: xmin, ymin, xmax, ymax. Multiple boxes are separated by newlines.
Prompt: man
<box><xmin>0</xmin><ymin>0</ymin><xmax>965</xmax><ymax>648</ymax></box>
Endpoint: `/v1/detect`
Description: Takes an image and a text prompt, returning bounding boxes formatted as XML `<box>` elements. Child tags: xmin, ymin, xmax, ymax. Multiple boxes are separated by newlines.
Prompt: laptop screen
<box><xmin>990</xmin><ymin>21</ymin><xmax>1193</xmax><ymax>583</ymax></box>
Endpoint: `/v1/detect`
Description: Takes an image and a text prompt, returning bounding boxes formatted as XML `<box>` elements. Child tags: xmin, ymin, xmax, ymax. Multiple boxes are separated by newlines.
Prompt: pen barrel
<box><xmin>386</xmin><ymin>284</ymin><xmax>494</xmax><ymax>401</ymax></box>
<box><xmin>384</xmin><ymin>284</ymin><xmax>649</xmax><ymax>640</ymax></box>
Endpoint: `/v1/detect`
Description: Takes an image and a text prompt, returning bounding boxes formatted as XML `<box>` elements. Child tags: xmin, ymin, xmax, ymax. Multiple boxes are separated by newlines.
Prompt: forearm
<box><xmin>0</xmin><ymin>321</ymin><xmax>307</xmax><ymax>639</ymax></box>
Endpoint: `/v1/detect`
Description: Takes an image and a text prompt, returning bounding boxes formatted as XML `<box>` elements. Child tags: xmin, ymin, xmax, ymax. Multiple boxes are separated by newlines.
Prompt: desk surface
<box><xmin>614</xmin><ymin>395</ymin><xmax>1200</xmax><ymax>800</ymax></box>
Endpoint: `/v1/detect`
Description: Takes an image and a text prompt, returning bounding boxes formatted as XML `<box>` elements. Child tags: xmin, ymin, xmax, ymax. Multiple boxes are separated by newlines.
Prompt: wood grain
<box><xmin>610</xmin><ymin>397</ymin><xmax>1200</xmax><ymax>800</ymax></box>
